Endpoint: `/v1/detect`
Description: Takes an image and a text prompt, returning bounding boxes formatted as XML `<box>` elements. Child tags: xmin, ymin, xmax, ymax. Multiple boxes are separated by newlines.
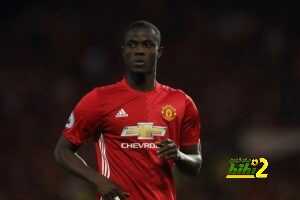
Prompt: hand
<box><xmin>157</xmin><ymin>139</ymin><xmax>180</xmax><ymax>160</ymax></box>
<box><xmin>96</xmin><ymin>178</ymin><xmax>130</xmax><ymax>200</ymax></box>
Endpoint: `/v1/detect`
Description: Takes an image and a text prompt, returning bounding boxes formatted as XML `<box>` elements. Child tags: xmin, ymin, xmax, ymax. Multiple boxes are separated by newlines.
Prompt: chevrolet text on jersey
<box><xmin>121</xmin><ymin>142</ymin><xmax>158</xmax><ymax>149</ymax></box>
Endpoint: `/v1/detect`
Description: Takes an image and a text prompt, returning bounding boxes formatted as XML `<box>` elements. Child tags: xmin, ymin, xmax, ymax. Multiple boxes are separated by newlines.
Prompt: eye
<box><xmin>143</xmin><ymin>41</ymin><xmax>155</xmax><ymax>48</ymax></box>
<box><xmin>126</xmin><ymin>41</ymin><xmax>137</xmax><ymax>48</ymax></box>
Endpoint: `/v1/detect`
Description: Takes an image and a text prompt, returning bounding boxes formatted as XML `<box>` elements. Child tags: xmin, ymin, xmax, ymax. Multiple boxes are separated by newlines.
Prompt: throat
<box><xmin>126</xmin><ymin>72</ymin><xmax>156</xmax><ymax>91</ymax></box>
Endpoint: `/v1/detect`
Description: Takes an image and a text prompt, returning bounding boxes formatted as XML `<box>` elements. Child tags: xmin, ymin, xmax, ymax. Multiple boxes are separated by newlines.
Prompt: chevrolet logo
<box><xmin>121</xmin><ymin>122</ymin><xmax>167</xmax><ymax>140</ymax></box>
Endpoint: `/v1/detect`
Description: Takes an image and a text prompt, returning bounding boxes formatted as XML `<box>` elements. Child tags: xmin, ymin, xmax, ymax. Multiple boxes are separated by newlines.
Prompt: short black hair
<box><xmin>124</xmin><ymin>20</ymin><xmax>161</xmax><ymax>45</ymax></box>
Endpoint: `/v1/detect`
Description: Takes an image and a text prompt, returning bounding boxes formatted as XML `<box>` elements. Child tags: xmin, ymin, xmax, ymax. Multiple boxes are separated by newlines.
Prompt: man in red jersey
<box><xmin>54</xmin><ymin>20</ymin><xmax>202</xmax><ymax>200</ymax></box>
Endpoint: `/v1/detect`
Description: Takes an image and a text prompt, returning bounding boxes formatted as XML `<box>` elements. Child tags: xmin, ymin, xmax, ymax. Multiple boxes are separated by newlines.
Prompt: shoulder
<box><xmin>93</xmin><ymin>80</ymin><xmax>124</xmax><ymax>96</ymax></box>
<box><xmin>159</xmin><ymin>83</ymin><xmax>199</xmax><ymax>113</ymax></box>
<box><xmin>77</xmin><ymin>80</ymin><xmax>123</xmax><ymax>107</ymax></box>
<box><xmin>159</xmin><ymin>83</ymin><xmax>195</xmax><ymax>102</ymax></box>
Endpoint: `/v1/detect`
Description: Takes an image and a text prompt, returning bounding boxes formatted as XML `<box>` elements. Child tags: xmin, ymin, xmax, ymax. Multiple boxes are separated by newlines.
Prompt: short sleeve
<box><xmin>180</xmin><ymin>95</ymin><xmax>201</xmax><ymax>147</ymax></box>
<box><xmin>63</xmin><ymin>89</ymin><xmax>101</xmax><ymax>145</ymax></box>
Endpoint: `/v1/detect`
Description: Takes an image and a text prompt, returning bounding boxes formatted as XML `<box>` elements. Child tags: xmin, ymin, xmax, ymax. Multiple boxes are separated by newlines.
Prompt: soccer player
<box><xmin>54</xmin><ymin>20</ymin><xmax>202</xmax><ymax>200</ymax></box>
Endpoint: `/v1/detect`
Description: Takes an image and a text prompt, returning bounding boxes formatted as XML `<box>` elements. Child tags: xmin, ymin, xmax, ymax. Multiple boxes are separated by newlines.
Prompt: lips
<box><xmin>133</xmin><ymin>60</ymin><xmax>145</xmax><ymax>65</ymax></box>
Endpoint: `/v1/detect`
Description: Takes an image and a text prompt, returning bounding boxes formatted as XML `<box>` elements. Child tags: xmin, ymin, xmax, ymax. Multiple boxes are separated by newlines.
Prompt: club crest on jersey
<box><xmin>121</xmin><ymin>122</ymin><xmax>166</xmax><ymax>140</ymax></box>
<box><xmin>161</xmin><ymin>105</ymin><xmax>176</xmax><ymax>121</ymax></box>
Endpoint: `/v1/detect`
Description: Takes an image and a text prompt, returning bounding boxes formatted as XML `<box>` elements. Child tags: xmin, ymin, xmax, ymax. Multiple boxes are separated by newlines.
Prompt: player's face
<box><xmin>122</xmin><ymin>28</ymin><xmax>161</xmax><ymax>74</ymax></box>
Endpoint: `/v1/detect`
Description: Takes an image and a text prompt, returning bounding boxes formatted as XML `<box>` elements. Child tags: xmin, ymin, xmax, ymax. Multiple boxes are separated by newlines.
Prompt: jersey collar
<box><xmin>121</xmin><ymin>77</ymin><xmax>161</xmax><ymax>94</ymax></box>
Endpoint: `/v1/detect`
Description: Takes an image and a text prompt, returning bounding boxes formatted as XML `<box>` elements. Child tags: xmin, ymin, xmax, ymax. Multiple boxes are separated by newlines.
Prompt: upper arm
<box><xmin>180</xmin><ymin>143</ymin><xmax>201</xmax><ymax>155</ymax></box>
<box><xmin>54</xmin><ymin>135</ymin><xmax>81</xmax><ymax>164</ymax></box>
<box><xmin>54</xmin><ymin>135</ymin><xmax>89</xmax><ymax>167</ymax></box>
<box><xmin>63</xmin><ymin>89</ymin><xmax>102</xmax><ymax>146</ymax></box>
<box><xmin>55</xmin><ymin>134</ymin><xmax>80</xmax><ymax>154</ymax></box>
<box><xmin>180</xmin><ymin>95</ymin><xmax>201</xmax><ymax>148</ymax></box>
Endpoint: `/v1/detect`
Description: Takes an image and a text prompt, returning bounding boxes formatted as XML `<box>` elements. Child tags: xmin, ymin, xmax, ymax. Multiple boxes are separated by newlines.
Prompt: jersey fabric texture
<box><xmin>63</xmin><ymin>78</ymin><xmax>201</xmax><ymax>200</ymax></box>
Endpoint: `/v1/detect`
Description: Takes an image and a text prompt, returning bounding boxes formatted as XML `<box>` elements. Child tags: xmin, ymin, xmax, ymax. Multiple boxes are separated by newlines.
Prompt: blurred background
<box><xmin>1</xmin><ymin>1</ymin><xmax>299</xmax><ymax>200</ymax></box>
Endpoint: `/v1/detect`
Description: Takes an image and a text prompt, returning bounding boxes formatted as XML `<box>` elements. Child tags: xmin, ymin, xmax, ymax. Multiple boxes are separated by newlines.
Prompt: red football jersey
<box><xmin>63</xmin><ymin>78</ymin><xmax>201</xmax><ymax>200</ymax></box>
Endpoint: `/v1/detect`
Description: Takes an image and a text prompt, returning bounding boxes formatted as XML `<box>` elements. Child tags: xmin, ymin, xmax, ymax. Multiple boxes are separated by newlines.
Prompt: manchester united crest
<box><xmin>161</xmin><ymin>105</ymin><xmax>176</xmax><ymax>121</ymax></box>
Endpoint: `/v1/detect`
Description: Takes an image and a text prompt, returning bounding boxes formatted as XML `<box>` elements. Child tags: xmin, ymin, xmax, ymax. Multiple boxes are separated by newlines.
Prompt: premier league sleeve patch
<box><xmin>65</xmin><ymin>112</ymin><xmax>75</xmax><ymax>128</ymax></box>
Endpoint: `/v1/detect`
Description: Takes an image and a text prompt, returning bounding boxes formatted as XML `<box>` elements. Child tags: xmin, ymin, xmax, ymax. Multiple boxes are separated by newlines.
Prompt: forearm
<box><xmin>54</xmin><ymin>148</ymin><xmax>106</xmax><ymax>188</ymax></box>
<box><xmin>175</xmin><ymin>151</ymin><xmax>202</xmax><ymax>176</ymax></box>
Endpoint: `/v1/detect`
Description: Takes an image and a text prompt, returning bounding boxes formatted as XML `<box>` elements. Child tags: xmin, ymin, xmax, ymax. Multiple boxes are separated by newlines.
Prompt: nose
<box><xmin>134</xmin><ymin>52</ymin><xmax>145</xmax><ymax>56</ymax></box>
<box><xmin>134</xmin><ymin>45</ymin><xmax>145</xmax><ymax>56</ymax></box>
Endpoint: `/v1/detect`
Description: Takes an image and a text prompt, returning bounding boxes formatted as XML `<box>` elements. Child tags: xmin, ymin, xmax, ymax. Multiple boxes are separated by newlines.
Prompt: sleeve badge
<box><xmin>65</xmin><ymin>112</ymin><xmax>75</xmax><ymax>128</ymax></box>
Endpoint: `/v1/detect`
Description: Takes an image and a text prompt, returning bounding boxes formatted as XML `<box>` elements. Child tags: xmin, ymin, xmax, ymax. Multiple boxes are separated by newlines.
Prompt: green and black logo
<box><xmin>225</xmin><ymin>157</ymin><xmax>269</xmax><ymax>179</ymax></box>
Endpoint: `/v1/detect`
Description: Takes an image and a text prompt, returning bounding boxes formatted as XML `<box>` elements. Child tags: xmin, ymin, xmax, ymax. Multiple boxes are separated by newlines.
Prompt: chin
<box><xmin>130</xmin><ymin>66</ymin><xmax>149</xmax><ymax>74</ymax></box>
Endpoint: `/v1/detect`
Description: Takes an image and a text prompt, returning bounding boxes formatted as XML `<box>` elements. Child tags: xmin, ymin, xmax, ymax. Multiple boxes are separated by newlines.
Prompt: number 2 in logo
<box><xmin>255</xmin><ymin>158</ymin><xmax>269</xmax><ymax>178</ymax></box>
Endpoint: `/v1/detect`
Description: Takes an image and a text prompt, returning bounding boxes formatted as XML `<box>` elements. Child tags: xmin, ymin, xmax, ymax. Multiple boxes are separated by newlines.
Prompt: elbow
<box><xmin>193</xmin><ymin>156</ymin><xmax>203</xmax><ymax>176</ymax></box>
<box><xmin>179</xmin><ymin>155</ymin><xmax>202</xmax><ymax>176</ymax></box>
<box><xmin>195</xmin><ymin>163</ymin><xmax>202</xmax><ymax>176</ymax></box>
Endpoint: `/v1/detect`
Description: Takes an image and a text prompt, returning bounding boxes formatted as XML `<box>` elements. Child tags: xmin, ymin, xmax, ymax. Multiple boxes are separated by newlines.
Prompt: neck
<box><xmin>125</xmin><ymin>72</ymin><xmax>156</xmax><ymax>91</ymax></box>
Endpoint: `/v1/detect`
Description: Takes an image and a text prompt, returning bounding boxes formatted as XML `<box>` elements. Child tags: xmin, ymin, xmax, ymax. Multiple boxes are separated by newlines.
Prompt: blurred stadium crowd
<box><xmin>0</xmin><ymin>1</ymin><xmax>299</xmax><ymax>200</ymax></box>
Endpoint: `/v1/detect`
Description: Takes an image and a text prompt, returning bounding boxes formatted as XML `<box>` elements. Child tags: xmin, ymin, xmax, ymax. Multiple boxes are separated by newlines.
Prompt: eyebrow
<box><xmin>126</xmin><ymin>39</ymin><xmax>156</xmax><ymax>43</ymax></box>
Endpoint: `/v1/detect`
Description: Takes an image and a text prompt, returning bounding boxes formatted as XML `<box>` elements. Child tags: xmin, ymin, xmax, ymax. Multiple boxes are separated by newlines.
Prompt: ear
<box><xmin>121</xmin><ymin>45</ymin><xmax>125</xmax><ymax>55</ymax></box>
<box><xmin>158</xmin><ymin>46</ymin><xmax>164</xmax><ymax>59</ymax></box>
<box><xmin>121</xmin><ymin>46</ymin><xmax>126</xmax><ymax>61</ymax></box>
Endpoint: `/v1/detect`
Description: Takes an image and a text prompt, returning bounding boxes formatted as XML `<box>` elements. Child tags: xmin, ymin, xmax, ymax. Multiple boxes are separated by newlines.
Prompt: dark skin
<box><xmin>54</xmin><ymin>27</ymin><xmax>202</xmax><ymax>200</ymax></box>
<box><xmin>122</xmin><ymin>28</ymin><xmax>202</xmax><ymax>175</ymax></box>
<box><xmin>54</xmin><ymin>138</ymin><xmax>129</xmax><ymax>200</ymax></box>
<box><xmin>122</xmin><ymin>27</ymin><xmax>161</xmax><ymax>91</ymax></box>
